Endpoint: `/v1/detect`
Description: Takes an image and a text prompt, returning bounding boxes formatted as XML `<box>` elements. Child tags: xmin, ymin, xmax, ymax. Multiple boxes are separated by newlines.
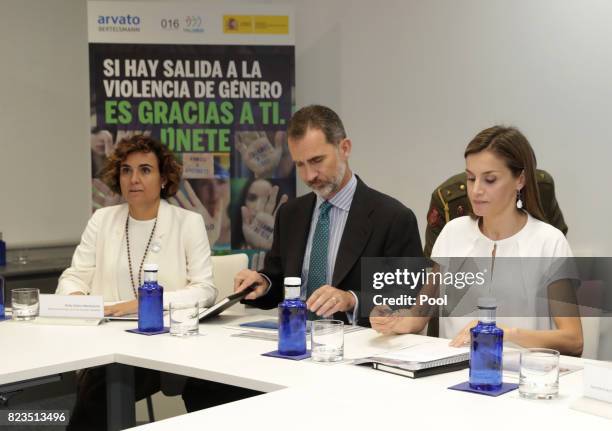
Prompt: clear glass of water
<box><xmin>11</xmin><ymin>288</ymin><xmax>40</xmax><ymax>321</ymax></box>
<box><xmin>519</xmin><ymin>348</ymin><xmax>560</xmax><ymax>399</ymax></box>
<box><xmin>11</xmin><ymin>248</ymin><xmax>30</xmax><ymax>265</ymax></box>
<box><xmin>311</xmin><ymin>319</ymin><xmax>344</xmax><ymax>362</ymax></box>
<box><xmin>169</xmin><ymin>301</ymin><xmax>199</xmax><ymax>336</ymax></box>
<box><xmin>0</xmin><ymin>276</ymin><xmax>5</xmax><ymax>319</ymax></box>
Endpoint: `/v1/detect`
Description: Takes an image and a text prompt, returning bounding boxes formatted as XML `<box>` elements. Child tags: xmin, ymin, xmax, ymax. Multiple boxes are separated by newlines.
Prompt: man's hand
<box><xmin>233</xmin><ymin>269</ymin><xmax>270</xmax><ymax>300</ymax></box>
<box><xmin>104</xmin><ymin>300</ymin><xmax>138</xmax><ymax>317</ymax></box>
<box><xmin>306</xmin><ymin>285</ymin><xmax>355</xmax><ymax>317</ymax></box>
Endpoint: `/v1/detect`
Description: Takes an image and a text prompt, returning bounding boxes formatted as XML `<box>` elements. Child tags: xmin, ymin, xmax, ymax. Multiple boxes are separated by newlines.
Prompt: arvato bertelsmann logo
<box><xmin>97</xmin><ymin>14</ymin><xmax>141</xmax><ymax>32</ymax></box>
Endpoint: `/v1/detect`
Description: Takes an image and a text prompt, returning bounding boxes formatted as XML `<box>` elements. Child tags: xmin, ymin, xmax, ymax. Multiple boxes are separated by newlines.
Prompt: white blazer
<box><xmin>57</xmin><ymin>200</ymin><xmax>217</xmax><ymax>308</ymax></box>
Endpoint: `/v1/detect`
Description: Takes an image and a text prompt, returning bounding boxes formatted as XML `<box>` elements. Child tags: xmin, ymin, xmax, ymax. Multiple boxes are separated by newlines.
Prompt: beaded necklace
<box><xmin>125</xmin><ymin>215</ymin><xmax>158</xmax><ymax>297</ymax></box>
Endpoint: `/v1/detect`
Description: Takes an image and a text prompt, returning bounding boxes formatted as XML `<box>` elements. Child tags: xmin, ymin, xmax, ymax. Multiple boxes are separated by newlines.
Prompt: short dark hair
<box><xmin>100</xmin><ymin>135</ymin><xmax>182</xmax><ymax>199</ymax></box>
<box><xmin>287</xmin><ymin>105</ymin><xmax>346</xmax><ymax>145</ymax></box>
<box><xmin>465</xmin><ymin>126</ymin><xmax>545</xmax><ymax>221</ymax></box>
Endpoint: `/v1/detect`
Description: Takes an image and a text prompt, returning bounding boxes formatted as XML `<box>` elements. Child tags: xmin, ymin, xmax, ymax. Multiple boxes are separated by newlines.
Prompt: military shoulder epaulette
<box><xmin>437</xmin><ymin>173</ymin><xmax>468</xmax><ymax>203</ymax></box>
<box><xmin>535</xmin><ymin>169</ymin><xmax>554</xmax><ymax>185</ymax></box>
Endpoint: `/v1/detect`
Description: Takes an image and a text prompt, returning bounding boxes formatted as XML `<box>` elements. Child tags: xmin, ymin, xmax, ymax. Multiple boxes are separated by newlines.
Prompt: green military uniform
<box><xmin>423</xmin><ymin>169</ymin><xmax>568</xmax><ymax>258</ymax></box>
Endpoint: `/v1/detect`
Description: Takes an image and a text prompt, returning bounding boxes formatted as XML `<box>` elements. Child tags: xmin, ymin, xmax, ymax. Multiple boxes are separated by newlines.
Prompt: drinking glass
<box><xmin>519</xmin><ymin>348</ymin><xmax>560</xmax><ymax>399</ymax></box>
<box><xmin>169</xmin><ymin>301</ymin><xmax>199</xmax><ymax>336</ymax></box>
<box><xmin>311</xmin><ymin>319</ymin><xmax>344</xmax><ymax>362</ymax></box>
<box><xmin>11</xmin><ymin>288</ymin><xmax>40</xmax><ymax>321</ymax></box>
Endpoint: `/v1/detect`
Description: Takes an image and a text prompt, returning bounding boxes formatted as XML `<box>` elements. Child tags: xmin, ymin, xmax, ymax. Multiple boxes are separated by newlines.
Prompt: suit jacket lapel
<box><xmin>332</xmin><ymin>179</ymin><xmax>373</xmax><ymax>287</ymax></box>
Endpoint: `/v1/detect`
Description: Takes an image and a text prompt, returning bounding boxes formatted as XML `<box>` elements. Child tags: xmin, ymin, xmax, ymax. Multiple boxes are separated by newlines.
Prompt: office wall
<box><xmin>292</xmin><ymin>0</ymin><xmax>612</xmax><ymax>257</ymax></box>
<box><xmin>0</xmin><ymin>0</ymin><xmax>91</xmax><ymax>247</ymax></box>
<box><xmin>2</xmin><ymin>0</ymin><xmax>612</xmax><ymax>257</ymax></box>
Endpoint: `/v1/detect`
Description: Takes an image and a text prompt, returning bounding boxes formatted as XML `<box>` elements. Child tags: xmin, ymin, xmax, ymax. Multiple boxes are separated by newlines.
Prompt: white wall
<box><xmin>293</xmin><ymin>0</ymin><xmax>612</xmax><ymax>257</ymax></box>
<box><xmin>0</xmin><ymin>0</ymin><xmax>91</xmax><ymax>247</ymax></box>
<box><xmin>2</xmin><ymin>0</ymin><xmax>612</xmax><ymax>256</ymax></box>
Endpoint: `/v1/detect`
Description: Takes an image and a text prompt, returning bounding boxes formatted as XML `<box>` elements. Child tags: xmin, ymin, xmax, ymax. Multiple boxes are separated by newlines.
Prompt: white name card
<box><xmin>39</xmin><ymin>294</ymin><xmax>104</xmax><ymax>319</ymax></box>
<box><xmin>584</xmin><ymin>361</ymin><xmax>612</xmax><ymax>404</ymax></box>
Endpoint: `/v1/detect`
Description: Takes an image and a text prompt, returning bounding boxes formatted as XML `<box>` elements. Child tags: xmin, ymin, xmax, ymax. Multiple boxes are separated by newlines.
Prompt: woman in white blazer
<box><xmin>57</xmin><ymin>135</ymin><xmax>217</xmax><ymax>315</ymax></box>
<box><xmin>60</xmin><ymin>134</ymin><xmax>217</xmax><ymax>430</ymax></box>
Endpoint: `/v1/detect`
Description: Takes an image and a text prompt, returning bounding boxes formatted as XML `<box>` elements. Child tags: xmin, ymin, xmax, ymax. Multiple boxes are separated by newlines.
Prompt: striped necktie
<box><xmin>306</xmin><ymin>201</ymin><xmax>333</xmax><ymax>300</ymax></box>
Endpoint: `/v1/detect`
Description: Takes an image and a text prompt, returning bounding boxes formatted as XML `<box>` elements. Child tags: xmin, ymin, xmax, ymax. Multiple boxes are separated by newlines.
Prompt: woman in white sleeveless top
<box><xmin>371</xmin><ymin>126</ymin><xmax>583</xmax><ymax>356</ymax></box>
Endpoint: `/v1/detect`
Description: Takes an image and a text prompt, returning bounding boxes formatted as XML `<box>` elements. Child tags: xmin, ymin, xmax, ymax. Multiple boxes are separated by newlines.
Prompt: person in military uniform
<box><xmin>424</xmin><ymin>169</ymin><xmax>568</xmax><ymax>257</ymax></box>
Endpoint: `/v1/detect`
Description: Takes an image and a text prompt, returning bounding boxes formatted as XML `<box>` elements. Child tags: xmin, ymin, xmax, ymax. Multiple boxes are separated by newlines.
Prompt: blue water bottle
<box><xmin>138</xmin><ymin>263</ymin><xmax>164</xmax><ymax>332</ymax></box>
<box><xmin>278</xmin><ymin>277</ymin><xmax>307</xmax><ymax>356</ymax></box>
<box><xmin>0</xmin><ymin>232</ymin><xmax>6</xmax><ymax>266</ymax></box>
<box><xmin>0</xmin><ymin>276</ymin><xmax>5</xmax><ymax>319</ymax></box>
<box><xmin>469</xmin><ymin>297</ymin><xmax>503</xmax><ymax>391</ymax></box>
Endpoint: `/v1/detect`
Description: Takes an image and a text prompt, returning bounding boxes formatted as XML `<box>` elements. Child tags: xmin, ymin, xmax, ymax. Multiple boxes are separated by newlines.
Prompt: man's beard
<box><xmin>309</xmin><ymin>161</ymin><xmax>347</xmax><ymax>199</ymax></box>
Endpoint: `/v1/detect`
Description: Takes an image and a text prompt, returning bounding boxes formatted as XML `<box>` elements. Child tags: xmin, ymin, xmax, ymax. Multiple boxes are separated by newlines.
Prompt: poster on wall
<box><xmin>88</xmin><ymin>1</ymin><xmax>295</xmax><ymax>265</ymax></box>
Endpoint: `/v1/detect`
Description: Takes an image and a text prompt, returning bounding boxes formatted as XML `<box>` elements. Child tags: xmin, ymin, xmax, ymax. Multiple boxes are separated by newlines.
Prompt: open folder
<box><xmin>354</xmin><ymin>341</ymin><xmax>469</xmax><ymax>378</ymax></box>
<box><xmin>198</xmin><ymin>284</ymin><xmax>256</xmax><ymax>322</ymax></box>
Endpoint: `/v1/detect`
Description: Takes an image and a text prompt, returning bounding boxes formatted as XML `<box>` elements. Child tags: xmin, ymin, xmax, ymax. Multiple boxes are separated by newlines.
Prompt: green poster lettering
<box><xmin>193</xmin><ymin>129</ymin><xmax>204</xmax><ymax>151</ymax></box>
<box><xmin>203</xmin><ymin>129</ymin><xmax>217</xmax><ymax>151</ymax></box>
<box><xmin>177</xmin><ymin>129</ymin><xmax>191</xmax><ymax>152</ymax></box>
<box><xmin>138</xmin><ymin>101</ymin><xmax>153</xmax><ymax>124</ymax></box>
<box><xmin>105</xmin><ymin>101</ymin><xmax>118</xmax><ymax>124</ymax></box>
<box><xmin>183</xmin><ymin>101</ymin><xmax>198</xmax><ymax>125</ymax></box>
<box><xmin>168</xmin><ymin>102</ymin><xmax>183</xmax><ymax>125</ymax></box>
<box><xmin>207</xmin><ymin>102</ymin><xmax>220</xmax><ymax>124</ymax></box>
<box><xmin>239</xmin><ymin>102</ymin><xmax>254</xmax><ymax>125</ymax></box>
<box><xmin>154</xmin><ymin>102</ymin><xmax>169</xmax><ymax>124</ymax></box>
<box><xmin>105</xmin><ymin>100</ymin><xmax>132</xmax><ymax>124</ymax></box>
<box><xmin>220</xmin><ymin>101</ymin><xmax>234</xmax><ymax>125</ymax></box>
<box><xmin>218</xmin><ymin>129</ymin><xmax>230</xmax><ymax>151</ymax></box>
<box><xmin>258</xmin><ymin>101</ymin><xmax>272</xmax><ymax>125</ymax></box>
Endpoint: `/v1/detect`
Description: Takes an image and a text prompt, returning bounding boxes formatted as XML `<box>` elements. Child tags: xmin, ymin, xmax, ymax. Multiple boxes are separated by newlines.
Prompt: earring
<box><xmin>516</xmin><ymin>190</ymin><xmax>523</xmax><ymax>209</ymax></box>
<box><xmin>161</xmin><ymin>184</ymin><xmax>165</xmax><ymax>189</ymax></box>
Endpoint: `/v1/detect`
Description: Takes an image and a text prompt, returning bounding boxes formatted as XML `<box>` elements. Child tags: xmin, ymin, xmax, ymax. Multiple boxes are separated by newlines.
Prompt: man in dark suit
<box><xmin>234</xmin><ymin>105</ymin><xmax>423</xmax><ymax>326</ymax></box>
<box><xmin>183</xmin><ymin>105</ymin><xmax>423</xmax><ymax>413</ymax></box>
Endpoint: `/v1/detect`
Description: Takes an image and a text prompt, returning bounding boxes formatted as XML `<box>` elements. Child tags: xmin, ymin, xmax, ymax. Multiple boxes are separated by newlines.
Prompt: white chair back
<box><xmin>580</xmin><ymin>315</ymin><xmax>601</xmax><ymax>359</ymax></box>
<box><xmin>211</xmin><ymin>254</ymin><xmax>249</xmax><ymax>300</ymax></box>
<box><xmin>577</xmin><ymin>280</ymin><xmax>603</xmax><ymax>359</ymax></box>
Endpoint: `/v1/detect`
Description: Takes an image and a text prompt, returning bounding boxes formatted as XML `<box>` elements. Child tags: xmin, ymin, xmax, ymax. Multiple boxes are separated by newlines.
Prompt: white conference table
<box><xmin>1</xmin><ymin>313</ymin><xmax>610</xmax><ymax>431</ymax></box>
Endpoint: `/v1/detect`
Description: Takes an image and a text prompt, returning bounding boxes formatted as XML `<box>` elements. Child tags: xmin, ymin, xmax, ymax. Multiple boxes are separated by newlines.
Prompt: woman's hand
<box><xmin>370</xmin><ymin>306</ymin><xmax>418</xmax><ymax>335</ymax></box>
<box><xmin>104</xmin><ymin>300</ymin><xmax>138</xmax><ymax>317</ymax></box>
<box><xmin>449</xmin><ymin>320</ymin><xmax>478</xmax><ymax>347</ymax></box>
<box><xmin>449</xmin><ymin>320</ymin><xmax>514</xmax><ymax>347</ymax></box>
